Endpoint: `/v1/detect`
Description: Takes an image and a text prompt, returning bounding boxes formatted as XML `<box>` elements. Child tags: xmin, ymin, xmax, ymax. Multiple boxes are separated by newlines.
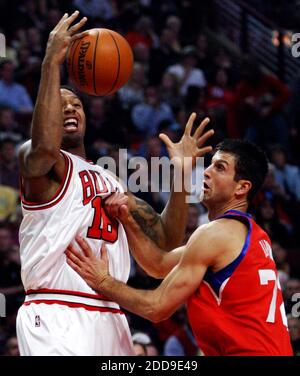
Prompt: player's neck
<box><xmin>65</xmin><ymin>145</ymin><xmax>86</xmax><ymax>159</ymax></box>
<box><xmin>208</xmin><ymin>201</ymin><xmax>248</xmax><ymax>221</ymax></box>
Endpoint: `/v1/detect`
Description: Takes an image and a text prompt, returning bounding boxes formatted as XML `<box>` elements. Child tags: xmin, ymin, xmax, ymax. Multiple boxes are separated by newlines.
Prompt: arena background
<box><xmin>0</xmin><ymin>0</ymin><xmax>299</xmax><ymax>356</ymax></box>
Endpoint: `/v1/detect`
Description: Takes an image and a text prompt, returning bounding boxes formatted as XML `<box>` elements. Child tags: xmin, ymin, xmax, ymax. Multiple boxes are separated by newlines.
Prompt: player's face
<box><xmin>202</xmin><ymin>151</ymin><xmax>239</xmax><ymax>206</ymax></box>
<box><xmin>60</xmin><ymin>89</ymin><xmax>86</xmax><ymax>146</ymax></box>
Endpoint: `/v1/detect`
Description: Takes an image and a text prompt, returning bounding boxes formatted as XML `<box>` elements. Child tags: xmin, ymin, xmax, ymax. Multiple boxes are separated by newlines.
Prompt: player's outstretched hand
<box><xmin>45</xmin><ymin>10</ymin><xmax>87</xmax><ymax>65</ymax></box>
<box><xmin>66</xmin><ymin>237</ymin><xmax>109</xmax><ymax>292</ymax></box>
<box><xmin>159</xmin><ymin>113</ymin><xmax>214</xmax><ymax>171</ymax></box>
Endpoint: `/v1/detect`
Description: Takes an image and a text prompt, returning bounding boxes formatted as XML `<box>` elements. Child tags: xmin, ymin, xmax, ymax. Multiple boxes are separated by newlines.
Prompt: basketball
<box><xmin>67</xmin><ymin>28</ymin><xmax>134</xmax><ymax>96</ymax></box>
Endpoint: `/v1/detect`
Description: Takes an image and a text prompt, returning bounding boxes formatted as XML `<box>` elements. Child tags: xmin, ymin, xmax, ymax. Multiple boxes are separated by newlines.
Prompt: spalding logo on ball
<box><xmin>67</xmin><ymin>28</ymin><xmax>134</xmax><ymax>96</ymax></box>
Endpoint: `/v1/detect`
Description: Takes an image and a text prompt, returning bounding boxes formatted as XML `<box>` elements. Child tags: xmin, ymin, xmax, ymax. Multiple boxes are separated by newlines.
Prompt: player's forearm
<box><xmin>123</xmin><ymin>214</ymin><xmax>170</xmax><ymax>279</ymax></box>
<box><xmin>161</xmin><ymin>179</ymin><xmax>189</xmax><ymax>249</ymax></box>
<box><xmin>31</xmin><ymin>58</ymin><xmax>62</xmax><ymax>158</ymax></box>
<box><xmin>97</xmin><ymin>275</ymin><xmax>163</xmax><ymax>322</ymax></box>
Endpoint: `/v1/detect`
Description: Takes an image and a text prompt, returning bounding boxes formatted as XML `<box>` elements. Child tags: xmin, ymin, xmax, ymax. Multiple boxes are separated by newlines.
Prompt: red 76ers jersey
<box><xmin>187</xmin><ymin>210</ymin><xmax>293</xmax><ymax>356</ymax></box>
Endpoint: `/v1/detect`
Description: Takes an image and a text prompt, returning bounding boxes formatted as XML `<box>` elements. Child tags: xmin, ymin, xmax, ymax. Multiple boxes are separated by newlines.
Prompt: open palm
<box><xmin>159</xmin><ymin>113</ymin><xmax>214</xmax><ymax>170</ymax></box>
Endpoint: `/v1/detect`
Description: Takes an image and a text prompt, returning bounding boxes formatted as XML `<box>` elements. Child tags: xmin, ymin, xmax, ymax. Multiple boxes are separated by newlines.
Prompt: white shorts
<box><xmin>17</xmin><ymin>297</ymin><xmax>134</xmax><ymax>356</ymax></box>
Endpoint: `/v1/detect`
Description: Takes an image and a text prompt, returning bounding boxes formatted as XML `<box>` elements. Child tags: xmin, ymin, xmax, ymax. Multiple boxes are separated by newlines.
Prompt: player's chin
<box><xmin>201</xmin><ymin>192</ymin><xmax>212</xmax><ymax>204</ymax></box>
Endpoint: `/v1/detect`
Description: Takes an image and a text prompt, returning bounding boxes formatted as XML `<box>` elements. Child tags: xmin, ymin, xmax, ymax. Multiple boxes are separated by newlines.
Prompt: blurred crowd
<box><xmin>0</xmin><ymin>0</ymin><xmax>300</xmax><ymax>356</ymax></box>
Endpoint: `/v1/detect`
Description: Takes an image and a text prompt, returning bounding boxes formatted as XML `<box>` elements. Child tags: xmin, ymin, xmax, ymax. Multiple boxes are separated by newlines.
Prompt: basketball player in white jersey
<box><xmin>16</xmin><ymin>11</ymin><xmax>213</xmax><ymax>355</ymax></box>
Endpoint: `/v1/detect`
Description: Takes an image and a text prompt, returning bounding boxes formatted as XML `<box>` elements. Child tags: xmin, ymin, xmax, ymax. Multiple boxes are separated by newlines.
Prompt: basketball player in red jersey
<box><xmin>17</xmin><ymin>11</ymin><xmax>213</xmax><ymax>355</ymax></box>
<box><xmin>67</xmin><ymin>139</ymin><xmax>293</xmax><ymax>356</ymax></box>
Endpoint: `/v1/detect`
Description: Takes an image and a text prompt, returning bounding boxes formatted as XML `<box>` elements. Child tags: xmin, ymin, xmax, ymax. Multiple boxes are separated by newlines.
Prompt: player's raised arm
<box><xmin>126</xmin><ymin>115</ymin><xmax>213</xmax><ymax>251</ymax></box>
<box><xmin>19</xmin><ymin>11</ymin><xmax>87</xmax><ymax>178</ymax></box>
<box><xmin>66</xmin><ymin>223</ymin><xmax>222</xmax><ymax>322</ymax></box>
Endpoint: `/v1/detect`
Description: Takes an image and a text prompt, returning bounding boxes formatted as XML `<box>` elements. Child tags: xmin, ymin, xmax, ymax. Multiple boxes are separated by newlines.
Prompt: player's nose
<box><xmin>204</xmin><ymin>166</ymin><xmax>211</xmax><ymax>178</ymax></box>
<box><xmin>64</xmin><ymin>103</ymin><xmax>76</xmax><ymax>113</ymax></box>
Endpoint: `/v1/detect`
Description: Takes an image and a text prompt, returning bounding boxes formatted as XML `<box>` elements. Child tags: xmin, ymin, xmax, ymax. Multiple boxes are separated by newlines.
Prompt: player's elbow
<box><xmin>146</xmin><ymin>260</ymin><xmax>172</xmax><ymax>279</ymax></box>
<box><xmin>148</xmin><ymin>267</ymin><xmax>167</xmax><ymax>280</ymax></box>
<box><xmin>147</xmin><ymin>302</ymin><xmax>171</xmax><ymax>323</ymax></box>
<box><xmin>153</xmin><ymin>270</ymin><xmax>169</xmax><ymax>280</ymax></box>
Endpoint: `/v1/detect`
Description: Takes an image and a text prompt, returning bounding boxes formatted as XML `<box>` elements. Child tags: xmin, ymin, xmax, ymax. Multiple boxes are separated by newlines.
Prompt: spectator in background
<box><xmin>0</xmin><ymin>225</ymin><xmax>13</xmax><ymax>255</ymax></box>
<box><xmin>85</xmin><ymin>95</ymin><xmax>127</xmax><ymax>147</ymax></box>
<box><xmin>26</xmin><ymin>27</ymin><xmax>44</xmax><ymax>59</ymax></box>
<box><xmin>132</xmin><ymin>86</ymin><xmax>174</xmax><ymax>137</ymax></box>
<box><xmin>0</xmin><ymin>107</ymin><xmax>24</xmax><ymax>141</ymax></box>
<box><xmin>255</xmin><ymin>198</ymin><xmax>291</xmax><ymax>246</ymax></box>
<box><xmin>272</xmin><ymin>241</ymin><xmax>290</xmax><ymax>284</ymax></box>
<box><xmin>73</xmin><ymin>0</ymin><xmax>116</xmax><ymax>20</ymax></box>
<box><xmin>0</xmin><ymin>138</ymin><xmax>19</xmax><ymax>190</ymax></box>
<box><xmin>254</xmin><ymin>163</ymin><xmax>297</xmax><ymax>245</ymax></box>
<box><xmin>270</xmin><ymin>145</ymin><xmax>300</xmax><ymax>201</ymax></box>
<box><xmin>126</xmin><ymin>16</ymin><xmax>159</xmax><ymax>50</ymax></box>
<box><xmin>0</xmin><ymin>224</ymin><xmax>23</xmax><ymax>303</ymax></box>
<box><xmin>133</xmin><ymin>341</ymin><xmax>147</xmax><ymax>356</ymax></box>
<box><xmin>195</xmin><ymin>33</ymin><xmax>213</xmax><ymax>76</ymax></box>
<box><xmin>15</xmin><ymin>0</ymin><xmax>45</xmax><ymax>31</ymax></box>
<box><xmin>84</xmin><ymin>97</ymin><xmax>108</xmax><ymax>146</ymax></box>
<box><xmin>205</xmin><ymin>68</ymin><xmax>235</xmax><ymax>139</ymax></box>
<box><xmin>118</xmin><ymin>63</ymin><xmax>146</xmax><ymax>110</ymax></box>
<box><xmin>165</xmin><ymin>15</ymin><xmax>182</xmax><ymax>53</ymax></box>
<box><xmin>132</xmin><ymin>331</ymin><xmax>159</xmax><ymax>356</ymax></box>
<box><xmin>0</xmin><ymin>60</ymin><xmax>33</xmax><ymax>114</ymax></box>
<box><xmin>167</xmin><ymin>46</ymin><xmax>206</xmax><ymax>96</ymax></box>
<box><xmin>212</xmin><ymin>49</ymin><xmax>237</xmax><ymax>85</ymax></box>
<box><xmin>4</xmin><ymin>335</ymin><xmax>19</xmax><ymax>356</ymax></box>
<box><xmin>149</xmin><ymin>27</ymin><xmax>181</xmax><ymax>85</ymax></box>
<box><xmin>288</xmin><ymin>316</ymin><xmax>300</xmax><ymax>356</ymax></box>
<box><xmin>235</xmin><ymin>57</ymin><xmax>291</xmax><ymax>147</ymax></box>
<box><xmin>159</xmin><ymin>72</ymin><xmax>182</xmax><ymax>113</ymax></box>
<box><xmin>0</xmin><ymin>185</ymin><xmax>18</xmax><ymax>224</ymax></box>
<box><xmin>15</xmin><ymin>46</ymin><xmax>41</xmax><ymax>100</ymax></box>
<box><xmin>163</xmin><ymin>306</ymin><xmax>198</xmax><ymax>356</ymax></box>
<box><xmin>43</xmin><ymin>8</ymin><xmax>63</xmax><ymax>41</ymax></box>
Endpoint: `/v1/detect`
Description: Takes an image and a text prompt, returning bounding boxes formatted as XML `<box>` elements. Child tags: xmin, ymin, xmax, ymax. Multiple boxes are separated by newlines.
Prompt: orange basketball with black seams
<box><xmin>67</xmin><ymin>28</ymin><xmax>134</xmax><ymax>96</ymax></box>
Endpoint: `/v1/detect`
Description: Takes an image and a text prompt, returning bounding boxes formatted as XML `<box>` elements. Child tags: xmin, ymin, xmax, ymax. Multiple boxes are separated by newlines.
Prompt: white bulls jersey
<box><xmin>17</xmin><ymin>151</ymin><xmax>134</xmax><ymax>355</ymax></box>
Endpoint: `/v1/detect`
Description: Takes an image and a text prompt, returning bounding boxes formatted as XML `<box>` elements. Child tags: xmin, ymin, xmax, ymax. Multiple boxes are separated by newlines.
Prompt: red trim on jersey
<box><xmin>23</xmin><ymin>299</ymin><xmax>123</xmax><ymax>314</ymax></box>
<box><xmin>26</xmin><ymin>288</ymin><xmax>111</xmax><ymax>302</ymax></box>
<box><xmin>21</xmin><ymin>152</ymin><xmax>73</xmax><ymax>210</ymax></box>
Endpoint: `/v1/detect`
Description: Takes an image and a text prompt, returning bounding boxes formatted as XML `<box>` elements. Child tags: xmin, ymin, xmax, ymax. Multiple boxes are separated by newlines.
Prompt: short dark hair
<box><xmin>214</xmin><ymin>139</ymin><xmax>268</xmax><ymax>202</ymax></box>
<box><xmin>60</xmin><ymin>85</ymin><xmax>82</xmax><ymax>101</ymax></box>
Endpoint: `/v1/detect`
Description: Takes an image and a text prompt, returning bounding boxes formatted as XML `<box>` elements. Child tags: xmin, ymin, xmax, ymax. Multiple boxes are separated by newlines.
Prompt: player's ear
<box><xmin>235</xmin><ymin>179</ymin><xmax>252</xmax><ymax>198</ymax></box>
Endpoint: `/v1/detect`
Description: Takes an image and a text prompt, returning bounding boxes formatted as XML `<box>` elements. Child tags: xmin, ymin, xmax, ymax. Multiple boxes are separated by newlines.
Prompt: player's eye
<box><xmin>216</xmin><ymin>163</ymin><xmax>225</xmax><ymax>171</ymax></box>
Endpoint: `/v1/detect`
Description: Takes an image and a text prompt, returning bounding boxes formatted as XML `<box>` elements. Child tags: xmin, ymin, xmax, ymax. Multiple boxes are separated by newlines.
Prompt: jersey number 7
<box><xmin>258</xmin><ymin>269</ymin><xmax>288</xmax><ymax>327</ymax></box>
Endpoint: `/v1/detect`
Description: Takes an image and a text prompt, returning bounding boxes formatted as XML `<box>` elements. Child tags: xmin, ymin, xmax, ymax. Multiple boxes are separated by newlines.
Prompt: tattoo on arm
<box><xmin>130</xmin><ymin>197</ymin><xmax>165</xmax><ymax>247</ymax></box>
